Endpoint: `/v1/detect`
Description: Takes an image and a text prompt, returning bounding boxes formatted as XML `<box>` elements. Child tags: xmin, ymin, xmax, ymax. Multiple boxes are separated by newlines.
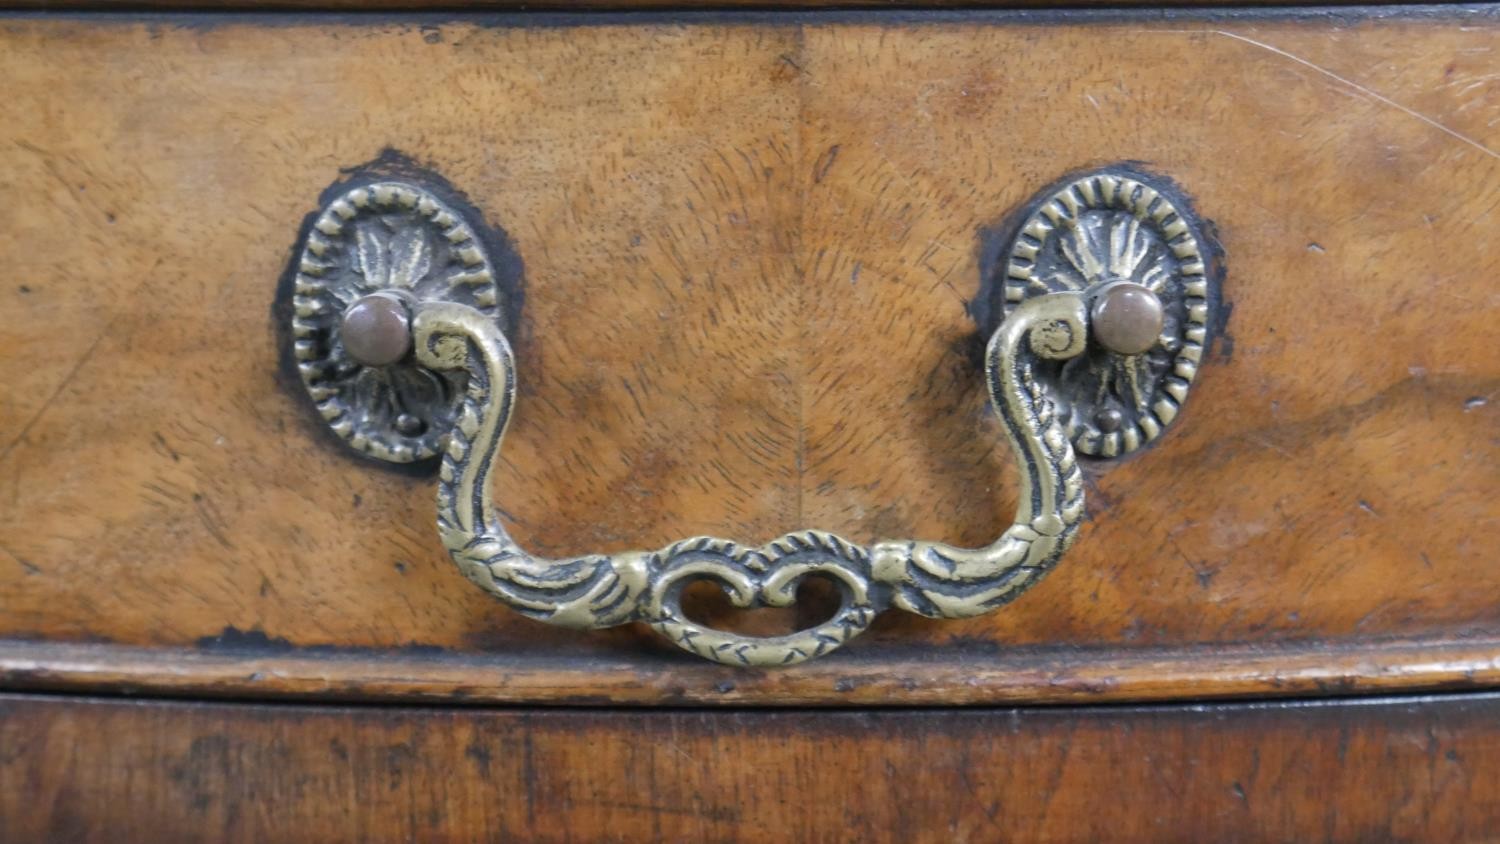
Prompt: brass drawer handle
<box><xmin>411</xmin><ymin>293</ymin><xmax>1088</xmax><ymax>666</ymax></box>
<box><xmin>290</xmin><ymin>169</ymin><xmax>1216</xmax><ymax>667</ymax></box>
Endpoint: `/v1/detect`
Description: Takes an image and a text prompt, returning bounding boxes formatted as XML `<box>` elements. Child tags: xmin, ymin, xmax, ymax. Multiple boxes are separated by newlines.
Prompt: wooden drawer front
<box><xmin>1</xmin><ymin>12</ymin><xmax>1497</xmax><ymax>703</ymax></box>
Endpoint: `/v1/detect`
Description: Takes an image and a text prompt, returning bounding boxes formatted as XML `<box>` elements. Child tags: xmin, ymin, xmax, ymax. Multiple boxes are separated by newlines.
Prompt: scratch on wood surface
<box><xmin>0</xmin><ymin>239</ymin><xmax>159</xmax><ymax>466</ymax></box>
<box><xmin>1212</xmin><ymin>30</ymin><xmax>1500</xmax><ymax>162</ymax></box>
<box><xmin>0</xmin><ymin>543</ymin><xmax>41</xmax><ymax>576</ymax></box>
<box><xmin>0</xmin><ymin>320</ymin><xmax>113</xmax><ymax>466</ymax></box>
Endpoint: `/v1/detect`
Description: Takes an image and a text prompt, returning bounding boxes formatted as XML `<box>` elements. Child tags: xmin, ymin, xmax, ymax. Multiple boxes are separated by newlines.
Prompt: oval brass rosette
<box><xmin>290</xmin><ymin>182</ymin><xmax>504</xmax><ymax>463</ymax></box>
<box><xmin>1000</xmin><ymin>168</ymin><xmax>1219</xmax><ymax>458</ymax></box>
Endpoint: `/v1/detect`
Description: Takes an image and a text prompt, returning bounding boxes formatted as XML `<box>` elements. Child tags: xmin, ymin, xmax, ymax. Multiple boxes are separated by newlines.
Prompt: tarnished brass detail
<box><xmin>341</xmin><ymin>292</ymin><xmax>414</xmax><ymax>368</ymax></box>
<box><xmin>1001</xmin><ymin>168</ymin><xmax>1217</xmax><ymax>458</ymax></box>
<box><xmin>409</xmin><ymin>293</ymin><xmax>1088</xmax><ymax>667</ymax></box>
<box><xmin>291</xmin><ymin>171</ymin><xmax>1208</xmax><ymax>666</ymax></box>
<box><xmin>1091</xmin><ymin>282</ymin><xmax>1165</xmax><ymax>356</ymax></box>
<box><xmin>291</xmin><ymin>182</ymin><xmax>504</xmax><ymax>463</ymax></box>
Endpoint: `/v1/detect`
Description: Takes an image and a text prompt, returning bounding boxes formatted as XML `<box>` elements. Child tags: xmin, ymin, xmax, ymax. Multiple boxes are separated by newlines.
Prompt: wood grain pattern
<box><xmin>1</xmin><ymin>14</ymin><xmax>1498</xmax><ymax>702</ymax></box>
<box><xmin>3</xmin><ymin>691</ymin><xmax>1500</xmax><ymax>842</ymax></box>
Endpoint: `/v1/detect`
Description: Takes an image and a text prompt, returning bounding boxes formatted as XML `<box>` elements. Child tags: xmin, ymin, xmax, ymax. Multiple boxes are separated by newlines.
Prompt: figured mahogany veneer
<box><xmin>0</xmin><ymin>13</ymin><xmax>1498</xmax><ymax>703</ymax></box>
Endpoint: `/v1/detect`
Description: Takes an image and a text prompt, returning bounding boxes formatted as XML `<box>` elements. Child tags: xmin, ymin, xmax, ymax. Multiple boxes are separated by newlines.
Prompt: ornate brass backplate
<box><xmin>286</xmin><ymin>167</ymin><xmax>1216</xmax><ymax>667</ymax></box>
<box><xmin>291</xmin><ymin>182</ymin><xmax>505</xmax><ymax>463</ymax></box>
<box><xmin>999</xmin><ymin>169</ymin><xmax>1218</xmax><ymax>458</ymax></box>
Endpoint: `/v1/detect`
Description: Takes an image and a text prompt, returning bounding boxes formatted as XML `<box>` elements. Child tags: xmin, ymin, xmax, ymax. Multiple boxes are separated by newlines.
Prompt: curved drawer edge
<box><xmin>1</xmin><ymin>636</ymin><xmax>1498</xmax><ymax>706</ymax></box>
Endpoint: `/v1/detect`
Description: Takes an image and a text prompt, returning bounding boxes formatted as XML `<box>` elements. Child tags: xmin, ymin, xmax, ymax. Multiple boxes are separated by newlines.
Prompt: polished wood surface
<box><xmin>1</xmin><ymin>691</ymin><xmax>1498</xmax><ymax>841</ymax></box>
<box><xmin>2</xmin><ymin>13</ymin><xmax>1498</xmax><ymax>702</ymax></box>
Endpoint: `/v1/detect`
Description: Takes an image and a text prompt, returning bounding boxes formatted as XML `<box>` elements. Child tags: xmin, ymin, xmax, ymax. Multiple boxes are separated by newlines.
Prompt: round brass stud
<box><xmin>1091</xmin><ymin>283</ymin><xmax>1164</xmax><ymax>356</ymax></box>
<box><xmin>340</xmin><ymin>293</ymin><xmax>412</xmax><ymax>367</ymax></box>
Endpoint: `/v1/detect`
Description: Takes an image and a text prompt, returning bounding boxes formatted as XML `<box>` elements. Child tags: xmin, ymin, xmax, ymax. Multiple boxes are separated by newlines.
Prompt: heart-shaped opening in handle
<box><xmin>678</xmin><ymin>573</ymin><xmax>844</xmax><ymax>638</ymax></box>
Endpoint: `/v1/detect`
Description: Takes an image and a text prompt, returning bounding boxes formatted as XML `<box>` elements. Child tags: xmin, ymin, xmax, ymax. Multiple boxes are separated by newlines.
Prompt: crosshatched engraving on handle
<box><xmin>291</xmin><ymin>182</ymin><xmax>504</xmax><ymax>463</ymax></box>
<box><xmin>1000</xmin><ymin>168</ymin><xmax>1216</xmax><ymax>458</ymax></box>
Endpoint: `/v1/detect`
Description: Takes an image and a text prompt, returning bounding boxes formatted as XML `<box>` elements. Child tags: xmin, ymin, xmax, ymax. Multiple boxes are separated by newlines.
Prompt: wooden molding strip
<box><xmin>3</xmin><ymin>636</ymin><xmax>1499</xmax><ymax>705</ymax></box>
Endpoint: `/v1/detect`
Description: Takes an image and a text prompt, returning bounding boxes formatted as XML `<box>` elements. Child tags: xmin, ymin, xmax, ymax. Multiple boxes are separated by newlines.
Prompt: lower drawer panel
<box><xmin>3</xmin><ymin>691</ymin><xmax>1499</xmax><ymax>842</ymax></box>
